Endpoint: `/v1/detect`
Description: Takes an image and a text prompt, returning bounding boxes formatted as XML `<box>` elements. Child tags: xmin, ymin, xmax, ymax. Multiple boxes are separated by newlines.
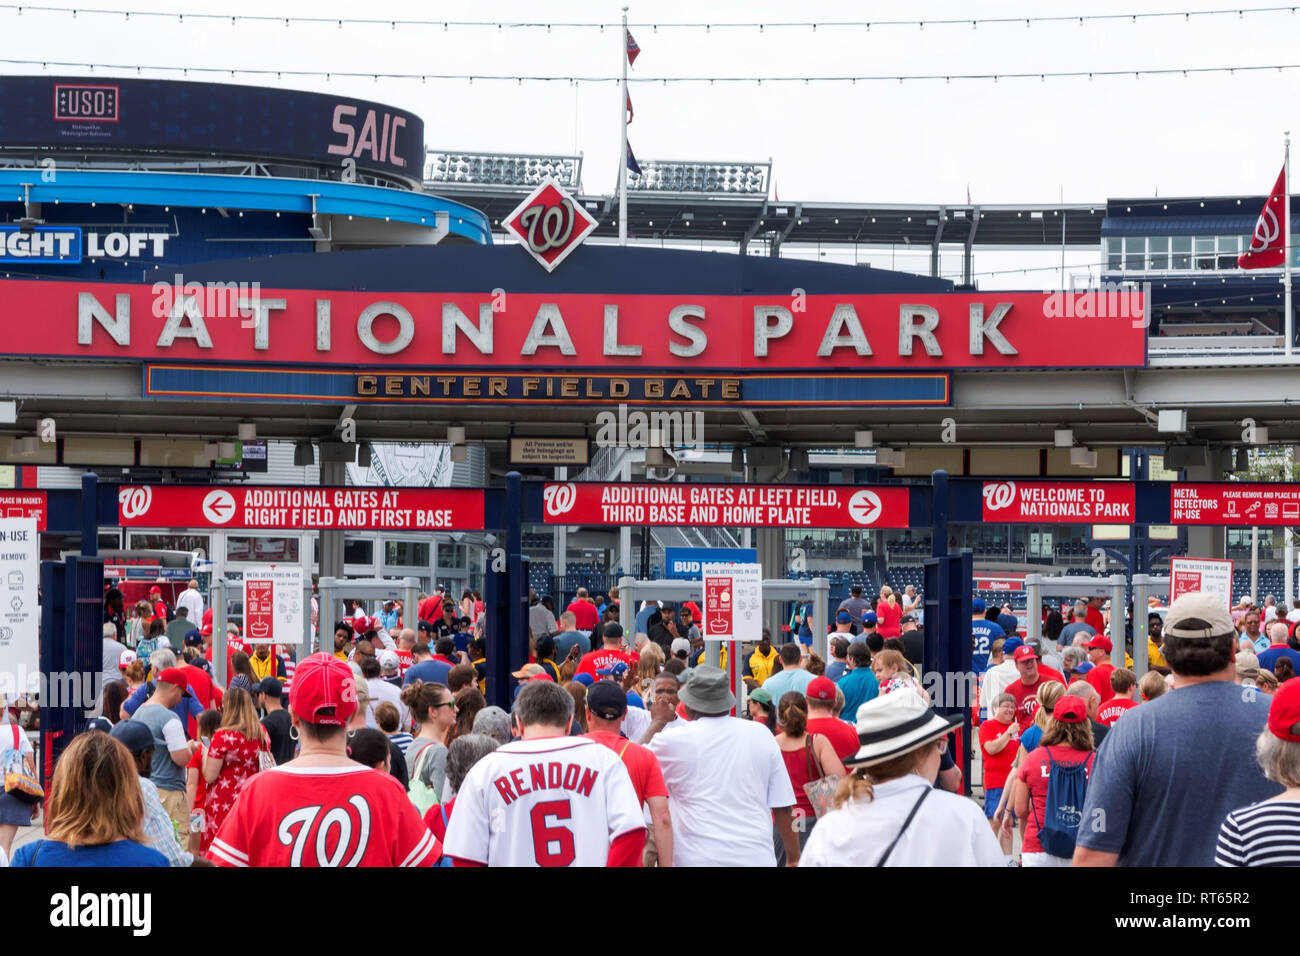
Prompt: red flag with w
<box><xmin>626</xmin><ymin>29</ymin><xmax>641</xmax><ymax>67</ymax></box>
<box><xmin>1239</xmin><ymin>166</ymin><xmax>1287</xmax><ymax>269</ymax></box>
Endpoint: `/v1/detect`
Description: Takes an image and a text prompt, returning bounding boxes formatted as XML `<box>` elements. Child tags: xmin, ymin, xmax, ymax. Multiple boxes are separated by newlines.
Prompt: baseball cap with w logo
<box><xmin>290</xmin><ymin>652</ymin><xmax>358</xmax><ymax>726</ymax></box>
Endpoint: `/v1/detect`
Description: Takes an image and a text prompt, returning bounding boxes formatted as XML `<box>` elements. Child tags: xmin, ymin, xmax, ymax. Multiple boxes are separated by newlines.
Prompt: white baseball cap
<box><xmin>378</xmin><ymin>650</ymin><xmax>400</xmax><ymax>672</ymax></box>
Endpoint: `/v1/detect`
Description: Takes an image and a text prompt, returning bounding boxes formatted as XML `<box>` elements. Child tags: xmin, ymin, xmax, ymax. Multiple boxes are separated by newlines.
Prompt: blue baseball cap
<box><xmin>610</xmin><ymin>662</ymin><xmax>629</xmax><ymax>678</ymax></box>
<box><xmin>863</xmin><ymin>612</ymin><xmax>878</xmax><ymax>626</ymax></box>
<box><xmin>572</xmin><ymin>672</ymin><xmax>594</xmax><ymax>687</ymax></box>
<box><xmin>1075</xmin><ymin>660</ymin><xmax>1095</xmax><ymax>673</ymax></box>
<box><xmin>997</xmin><ymin>613</ymin><xmax>1019</xmax><ymax>635</ymax></box>
<box><xmin>1002</xmin><ymin>636</ymin><xmax>1024</xmax><ymax>655</ymax></box>
<box><xmin>836</xmin><ymin>610</ymin><xmax>853</xmax><ymax>624</ymax></box>
<box><xmin>972</xmin><ymin>597</ymin><xmax>987</xmax><ymax>613</ymax></box>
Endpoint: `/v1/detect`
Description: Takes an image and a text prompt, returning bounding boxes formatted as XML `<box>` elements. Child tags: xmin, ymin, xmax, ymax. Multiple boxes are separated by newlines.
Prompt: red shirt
<box><xmin>1085</xmin><ymin>606</ymin><xmax>1105</xmax><ymax>636</ymax></box>
<box><xmin>978</xmin><ymin>717</ymin><xmax>1019</xmax><ymax>790</ymax></box>
<box><xmin>418</xmin><ymin>596</ymin><xmax>442</xmax><ymax>623</ymax></box>
<box><xmin>209</xmin><ymin>764</ymin><xmax>438</xmax><ymax>867</ymax></box>
<box><xmin>424</xmin><ymin>798</ymin><xmax>456</xmax><ymax>863</ymax></box>
<box><xmin>183</xmin><ymin>663</ymin><xmax>220</xmax><ymax>710</ymax></box>
<box><xmin>585</xmin><ymin>731</ymin><xmax>668</xmax><ymax>807</ymax></box>
<box><xmin>806</xmin><ymin>716</ymin><xmax>860</xmax><ymax>763</ymax></box>
<box><xmin>875</xmin><ymin>600</ymin><xmax>903</xmax><ymax>638</ymax></box>
<box><xmin>1096</xmin><ymin>695</ymin><xmax>1138</xmax><ymax>726</ymax></box>
<box><xmin>1004</xmin><ymin>666</ymin><xmax>1067</xmax><ymax>731</ymax></box>
<box><xmin>567</xmin><ymin>600</ymin><xmax>601</xmax><ymax>633</ymax></box>
<box><xmin>1085</xmin><ymin>663</ymin><xmax>1116</xmax><ymax>703</ymax></box>
<box><xmin>575</xmin><ymin>647</ymin><xmax>638</xmax><ymax>679</ymax></box>
<box><xmin>1016</xmin><ymin>745</ymin><xmax>1094</xmax><ymax>855</ymax></box>
<box><xmin>394</xmin><ymin>648</ymin><xmax>414</xmax><ymax>676</ymax></box>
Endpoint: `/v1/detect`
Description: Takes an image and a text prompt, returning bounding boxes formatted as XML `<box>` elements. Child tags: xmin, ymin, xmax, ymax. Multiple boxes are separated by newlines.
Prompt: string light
<box><xmin>0</xmin><ymin>56</ymin><xmax>1293</xmax><ymax>84</ymax></box>
<box><xmin>0</xmin><ymin>3</ymin><xmax>1294</xmax><ymax>31</ymax></box>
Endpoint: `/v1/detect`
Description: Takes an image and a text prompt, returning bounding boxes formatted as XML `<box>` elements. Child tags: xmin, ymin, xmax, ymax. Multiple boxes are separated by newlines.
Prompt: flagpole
<box><xmin>1285</xmin><ymin>131</ymin><xmax>1292</xmax><ymax>357</ymax></box>
<box><xmin>618</xmin><ymin>6</ymin><xmax>629</xmax><ymax>246</ymax></box>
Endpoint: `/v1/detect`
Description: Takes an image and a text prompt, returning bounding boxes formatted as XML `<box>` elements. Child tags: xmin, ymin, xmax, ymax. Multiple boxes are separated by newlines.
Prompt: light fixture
<box><xmin>854</xmin><ymin>430</ymin><xmax>874</xmax><ymax>448</ymax></box>
<box><xmin>423</xmin><ymin>151</ymin><xmax>581</xmax><ymax>188</ymax></box>
<box><xmin>645</xmin><ymin>446</ymin><xmax>678</xmax><ymax>468</ymax></box>
<box><xmin>357</xmin><ymin>443</ymin><xmax>373</xmax><ymax>468</ymax></box>
<box><xmin>1235</xmin><ymin>448</ymin><xmax>1250</xmax><ymax>471</ymax></box>
<box><xmin>13</xmin><ymin>436</ymin><xmax>38</xmax><ymax>456</ymax></box>
<box><xmin>1157</xmin><ymin>410</ymin><xmax>1188</xmax><ymax>433</ymax></box>
<box><xmin>447</xmin><ymin>426</ymin><xmax>466</xmax><ymax>444</ymax></box>
<box><xmin>204</xmin><ymin>442</ymin><xmax>219</xmax><ymax>459</ymax></box>
<box><xmin>237</xmin><ymin>421</ymin><xmax>257</xmax><ymax>441</ymax></box>
<box><xmin>293</xmin><ymin>441</ymin><xmax>315</xmax><ymax>466</ymax></box>
<box><xmin>788</xmin><ymin>448</ymin><xmax>810</xmax><ymax>470</ymax></box>
<box><xmin>730</xmin><ymin>447</ymin><xmax>744</xmax><ymax>473</ymax></box>
<box><xmin>449</xmin><ymin>444</ymin><xmax>469</xmax><ymax>463</ymax></box>
<box><xmin>217</xmin><ymin>441</ymin><xmax>237</xmax><ymax>459</ymax></box>
<box><xmin>875</xmin><ymin>448</ymin><xmax>905</xmax><ymax>469</ymax></box>
<box><xmin>1070</xmin><ymin>447</ymin><xmax>1098</xmax><ymax>468</ymax></box>
<box><xmin>1252</xmin><ymin>427</ymin><xmax>1270</xmax><ymax>445</ymax></box>
<box><xmin>1054</xmin><ymin>429</ymin><xmax>1074</xmax><ymax>448</ymax></box>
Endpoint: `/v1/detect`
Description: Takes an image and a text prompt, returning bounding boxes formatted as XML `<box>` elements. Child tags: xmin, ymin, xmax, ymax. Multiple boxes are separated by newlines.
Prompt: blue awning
<box><xmin>1101</xmin><ymin>215</ymin><xmax>1258</xmax><ymax>237</ymax></box>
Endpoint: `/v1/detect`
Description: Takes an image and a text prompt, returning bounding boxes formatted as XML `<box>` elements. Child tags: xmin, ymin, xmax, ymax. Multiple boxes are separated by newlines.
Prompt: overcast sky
<box><xmin>4</xmin><ymin>0</ymin><xmax>1297</xmax><ymax>284</ymax></box>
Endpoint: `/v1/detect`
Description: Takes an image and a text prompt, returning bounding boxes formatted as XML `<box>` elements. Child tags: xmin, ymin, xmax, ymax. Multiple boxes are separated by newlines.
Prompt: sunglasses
<box><xmin>434</xmin><ymin>701</ymin><xmax>458</xmax><ymax>711</ymax></box>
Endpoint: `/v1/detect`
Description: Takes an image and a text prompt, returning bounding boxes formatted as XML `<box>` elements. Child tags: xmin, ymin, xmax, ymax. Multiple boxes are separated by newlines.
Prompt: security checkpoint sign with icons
<box><xmin>1169</xmin><ymin>556</ymin><xmax>1234</xmax><ymax>610</ymax></box>
<box><xmin>701</xmin><ymin>562</ymin><xmax>762</xmax><ymax>644</ymax></box>
<box><xmin>242</xmin><ymin>565</ymin><xmax>304</xmax><ymax>644</ymax></box>
<box><xmin>0</xmin><ymin>518</ymin><xmax>38</xmax><ymax>683</ymax></box>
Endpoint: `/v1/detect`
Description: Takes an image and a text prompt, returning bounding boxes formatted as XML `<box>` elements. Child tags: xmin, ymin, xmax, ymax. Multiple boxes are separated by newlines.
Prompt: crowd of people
<box><xmin>2</xmin><ymin>576</ymin><xmax>1299</xmax><ymax>868</ymax></box>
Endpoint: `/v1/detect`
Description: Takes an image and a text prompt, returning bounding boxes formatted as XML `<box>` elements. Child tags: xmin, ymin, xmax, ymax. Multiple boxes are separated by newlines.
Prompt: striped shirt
<box><xmin>1215</xmin><ymin>800</ymin><xmax>1300</xmax><ymax>867</ymax></box>
<box><xmin>388</xmin><ymin>732</ymin><xmax>414</xmax><ymax>758</ymax></box>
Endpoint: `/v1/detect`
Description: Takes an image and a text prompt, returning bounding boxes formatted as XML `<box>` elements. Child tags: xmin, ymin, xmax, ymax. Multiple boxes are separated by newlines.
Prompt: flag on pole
<box><xmin>1239</xmin><ymin>166</ymin><xmax>1287</xmax><ymax>269</ymax></box>
<box><xmin>627</xmin><ymin>142</ymin><xmax>642</xmax><ymax>176</ymax></box>
<box><xmin>967</xmin><ymin>184</ymin><xmax>972</xmax><ymax>204</ymax></box>
<box><xmin>626</xmin><ymin>92</ymin><xmax>633</xmax><ymax>123</ymax></box>
<box><xmin>626</xmin><ymin>29</ymin><xmax>641</xmax><ymax>66</ymax></box>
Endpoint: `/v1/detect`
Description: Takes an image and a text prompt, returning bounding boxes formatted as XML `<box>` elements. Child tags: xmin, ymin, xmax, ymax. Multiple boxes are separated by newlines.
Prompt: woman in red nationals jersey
<box><xmin>208</xmin><ymin>653</ymin><xmax>438</xmax><ymax>868</ymax></box>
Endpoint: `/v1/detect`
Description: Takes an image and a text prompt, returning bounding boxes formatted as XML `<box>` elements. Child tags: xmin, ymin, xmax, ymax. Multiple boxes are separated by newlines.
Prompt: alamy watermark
<box><xmin>1041</xmin><ymin>280</ymin><xmax>1151</xmax><ymax>329</ymax></box>
<box><xmin>594</xmin><ymin>403</ymin><xmax>704</xmax><ymax>453</ymax></box>
<box><xmin>151</xmin><ymin>273</ymin><xmax>264</xmax><ymax>323</ymax></box>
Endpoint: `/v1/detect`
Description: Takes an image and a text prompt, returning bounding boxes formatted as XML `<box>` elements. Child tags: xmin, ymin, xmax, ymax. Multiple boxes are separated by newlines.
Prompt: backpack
<box><xmin>407</xmin><ymin>741</ymin><xmax>441</xmax><ymax>815</ymax></box>
<box><xmin>1031</xmin><ymin>747</ymin><xmax>1095</xmax><ymax>858</ymax></box>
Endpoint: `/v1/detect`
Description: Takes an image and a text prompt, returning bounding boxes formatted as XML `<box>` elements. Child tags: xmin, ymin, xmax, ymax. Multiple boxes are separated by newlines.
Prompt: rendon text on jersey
<box><xmin>50</xmin><ymin>887</ymin><xmax>152</xmax><ymax>936</ymax></box>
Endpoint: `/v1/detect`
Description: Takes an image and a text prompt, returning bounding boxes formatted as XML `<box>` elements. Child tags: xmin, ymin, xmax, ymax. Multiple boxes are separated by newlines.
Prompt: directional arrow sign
<box><xmin>847</xmin><ymin>490</ymin><xmax>883</xmax><ymax>525</ymax></box>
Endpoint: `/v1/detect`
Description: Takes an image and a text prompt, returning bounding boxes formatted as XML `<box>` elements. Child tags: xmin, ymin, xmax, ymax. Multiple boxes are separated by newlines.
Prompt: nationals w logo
<box><xmin>504</xmin><ymin>178</ymin><xmax>598</xmax><ymax>272</ymax></box>
<box><xmin>518</xmin><ymin>198</ymin><xmax>580</xmax><ymax>254</ymax></box>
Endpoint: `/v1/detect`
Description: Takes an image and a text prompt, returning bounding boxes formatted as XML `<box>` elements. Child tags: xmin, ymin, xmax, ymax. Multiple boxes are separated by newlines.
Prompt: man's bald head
<box><xmin>1269</xmin><ymin>621</ymin><xmax>1289</xmax><ymax>644</ymax></box>
<box><xmin>398</xmin><ymin>628</ymin><xmax>416</xmax><ymax>649</ymax></box>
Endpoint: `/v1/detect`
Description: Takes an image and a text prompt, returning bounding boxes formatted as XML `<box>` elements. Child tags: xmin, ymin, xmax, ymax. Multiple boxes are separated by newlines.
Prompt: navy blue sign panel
<box><xmin>664</xmin><ymin>548</ymin><xmax>759</xmax><ymax>579</ymax></box>
<box><xmin>0</xmin><ymin>225</ymin><xmax>81</xmax><ymax>263</ymax></box>
<box><xmin>0</xmin><ymin>76</ymin><xmax>425</xmax><ymax>184</ymax></box>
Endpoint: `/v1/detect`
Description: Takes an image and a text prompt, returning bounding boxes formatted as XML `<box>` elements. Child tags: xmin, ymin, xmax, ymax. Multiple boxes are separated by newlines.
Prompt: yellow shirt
<box><xmin>250</xmin><ymin>652</ymin><xmax>278</xmax><ymax>682</ymax></box>
<box><xmin>746</xmin><ymin>647</ymin><xmax>778</xmax><ymax>685</ymax></box>
<box><xmin>1147</xmin><ymin>640</ymin><xmax>1166</xmax><ymax>669</ymax></box>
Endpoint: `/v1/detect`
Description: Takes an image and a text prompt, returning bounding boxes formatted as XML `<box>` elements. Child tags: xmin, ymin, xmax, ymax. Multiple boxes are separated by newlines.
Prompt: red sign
<box><xmin>504</xmin><ymin>179</ymin><xmax>598</xmax><ymax>272</ymax></box>
<box><xmin>541</xmin><ymin>482</ymin><xmax>909</xmax><ymax>528</ymax></box>
<box><xmin>975</xmin><ymin>577</ymin><xmax>1025</xmax><ymax>591</ymax></box>
<box><xmin>244</xmin><ymin>580</ymin><xmax>273</xmax><ymax>641</ymax></box>
<box><xmin>1170</xmin><ymin>570</ymin><xmax>1202</xmax><ymax>601</ymax></box>
<box><xmin>703</xmin><ymin>576</ymin><xmax>734</xmax><ymax>635</ymax></box>
<box><xmin>0</xmin><ymin>280</ymin><xmax>1145</xmax><ymax>371</ymax></box>
<box><xmin>116</xmin><ymin>485</ymin><xmax>485</xmax><ymax>530</ymax></box>
<box><xmin>981</xmin><ymin>481</ymin><xmax>1135</xmax><ymax>523</ymax></box>
<box><xmin>1171</xmin><ymin>483</ymin><xmax>1300</xmax><ymax>525</ymax></box>
<box><xmin>0</xmin><ymin>491</ymin><xmax>47</xmax><ymax>531</ymax></box>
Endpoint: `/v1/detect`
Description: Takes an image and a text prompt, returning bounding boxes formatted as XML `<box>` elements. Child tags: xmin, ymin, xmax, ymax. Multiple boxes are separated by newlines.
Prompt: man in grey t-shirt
<box><xmin>1074</xmin><ymin>592</ymin><xmax>1281</xmax><ymax>867</ymax></box>
<box><xmin>836</xmin><ymin>586</ymin><xmax>872</xmax><ymax>635</ymax></box>
<box><xmin>1059</xmin><ymin>603</ymin><xmax>1096</xmax><ymax>647</ymax></box>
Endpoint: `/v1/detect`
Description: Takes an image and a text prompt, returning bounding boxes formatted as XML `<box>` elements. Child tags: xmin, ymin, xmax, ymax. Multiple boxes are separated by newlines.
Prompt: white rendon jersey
<box><xmin>443</xmin><ymin>736</ymin><xmax>644</xmax><ymax>867</ymax></box>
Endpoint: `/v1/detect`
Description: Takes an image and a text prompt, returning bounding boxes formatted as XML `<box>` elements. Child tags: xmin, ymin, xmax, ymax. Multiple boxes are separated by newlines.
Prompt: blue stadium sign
<box><xmin>0</xmin><ymin>225</ymin><xmax>82</xmax><ymax>264</ymax></box>
<box><xmin>665</xmin><ymin>547</ymin><xmax>759</xmax><ymax>579</ymax></box>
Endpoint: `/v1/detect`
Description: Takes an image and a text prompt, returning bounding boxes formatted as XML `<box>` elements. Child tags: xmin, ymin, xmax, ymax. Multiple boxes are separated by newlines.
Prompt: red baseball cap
<box><xmin>1085</xmin><ymin>635</ymin><xmax>1113</xmax><ymax>653</ymax></box>
<box><xmin>1053</xmin><ymin>695</ymin><xmax>1088</xmax><ymax>724</ymax></box>
<box><xmin>156</xmin><ymin>667</ymin><xmax>190</xmax><ymax>692</ymax></box>
<box><xmin>1013</xmin><ymin>645</ymin><xmax>1040</xmax><ymax>663</ymax></box>
<box><xmin>149</xmin><ymin>585</ymin><xmax>162</xmax><ymax>595</ymax></box>
<box><xmin>1268</xmin><ymin>677</ymin><xmax>1300</xmax><ymax>742</ymax></box>
<box><xmin>806</xmin><ymin>676</ymin><xmax>837</xmax><ymax>702</ymax></box>
<box><xmin>290</xmin><ymin>652</ymin><xmax>358</xmax><ymax>727</ymax></box>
